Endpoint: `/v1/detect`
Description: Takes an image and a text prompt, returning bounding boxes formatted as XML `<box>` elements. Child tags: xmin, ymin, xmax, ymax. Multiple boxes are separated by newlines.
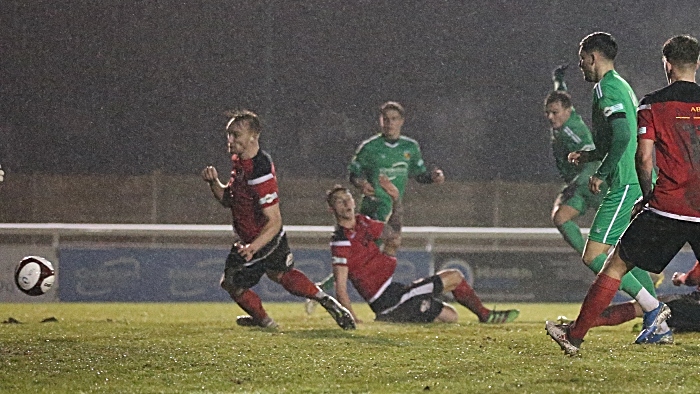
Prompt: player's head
<box><xmin>379</xmin><ymin>101</ymin><xmax>405</xmax><ymax>140</ymax></box>
<box><xmin>544</xmin><ymin>91</ymin><xmax>573</xmax><ymax>130</ymax></box>
<box><xmin>326</xmin><ymin>184</ymin><xmax>355</xmax><ymax>221</ymax></box>
<box><xmin>225</xmin><ymin>110</ymin><xmax>261</xmax><ymax>157</ymax></box>
<box><xmin>578</xmin><ymin>32</ymin><xmax>617</xmax><ymax>82</ymax></box>
<box><xmin>662</xmin><ymin>35</ymin><xmax>700</xmax><ymax>82</ymax></box>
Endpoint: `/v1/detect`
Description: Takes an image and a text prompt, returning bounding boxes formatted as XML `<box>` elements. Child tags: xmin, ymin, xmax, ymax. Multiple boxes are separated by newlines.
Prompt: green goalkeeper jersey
<box><xmin>348</xmin><ymin>134</ymin><xmax>428</xmax><ymax>221</ymax></box>
<box><xmin>591</xmin><ymin>70</ymin><xmax>640</xmax><ymax>189</ymax></box>
<box><xmin>551</xmin><ymin>108</ymin><xmax>599</xmax><ymax>184</ymax></box>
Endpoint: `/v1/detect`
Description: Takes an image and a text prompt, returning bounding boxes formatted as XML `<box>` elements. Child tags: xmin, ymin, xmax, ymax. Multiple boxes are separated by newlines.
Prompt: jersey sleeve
<box><xmin>597</xmin><ymin>83</ymin><xmax>629</xmax><ymax>120</ymax></box>
<box><xmin>250</xmin><ymin>154</ymin><xmax>279</xmax><ymax>208</ymax></box>
<box><xmin>348</xmin><ymin>142</ymin><xmax>370</xmax><ymax>179</ymax></box>
<box><xmin>637</xmin><ymin>100</ymin><xmax>656</xmax><ymax>141</ymax></box>
<box><xmin>408</xmin><ymin>142</ymin><xmax>428</xmax><ymax>177</ymax></box>
<box><xmin>330</xmin><ymin>229</ymin><xmax>351</xmax><ymax>266</ymax></box>
<box><xmin>562</xmin><ymin>124</ymin><xmax>595</xmax><ymax>152</ymax></box>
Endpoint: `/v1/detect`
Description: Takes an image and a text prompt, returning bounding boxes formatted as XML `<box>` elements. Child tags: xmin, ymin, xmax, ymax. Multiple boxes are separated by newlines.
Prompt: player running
<box><xmin>326</xmin><ymin>175</ymin><xmax>519</xmax><ymax>324</ymax></box>
<box><xmin>202</xmin><ymin>110</ymin><xmax>355</xmax><ymax>330</ymax></box>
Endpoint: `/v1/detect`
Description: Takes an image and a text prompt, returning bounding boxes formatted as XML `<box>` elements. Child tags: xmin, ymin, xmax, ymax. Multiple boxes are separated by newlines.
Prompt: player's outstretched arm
<box><xmin>333</xmin><ymin>265</ymin><xmax>362</xmax><ymax>323</ymax></box>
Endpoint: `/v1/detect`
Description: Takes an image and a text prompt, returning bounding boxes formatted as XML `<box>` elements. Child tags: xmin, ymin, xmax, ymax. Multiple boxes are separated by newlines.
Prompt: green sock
<box><xmin>587</xmin><ymin>253</ymin><xmax>645</xmax><ymax>298</ymax></box>
<box><xmin>558</xmin><ymin>221</ymin><xmax>586</xmax><ymax>254</ymax></box>
<box><xmin>629</xmin><ymin>267</ymin><xmax>657</xmax><ymax>297</ymax></box>
<box><xmin>588</xmin><ymin>253</ymin><xmax>606</xmax><ymax>274</ymax></box>
<box><xmin>317</xmin><ymin>273</ymin><xmax>335</xmax><ymax>292</ymax></box>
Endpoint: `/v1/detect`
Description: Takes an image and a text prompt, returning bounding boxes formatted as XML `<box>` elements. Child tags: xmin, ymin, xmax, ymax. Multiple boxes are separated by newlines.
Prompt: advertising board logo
<box><xmin>168</xmin><ymin>258</ymin><xmax>221</xmax><ymax>297</ymax></box>
<box><xmin>75</xmin><ymin>257</ymin><xmax>141</xmax><ymax>296</ymax></box>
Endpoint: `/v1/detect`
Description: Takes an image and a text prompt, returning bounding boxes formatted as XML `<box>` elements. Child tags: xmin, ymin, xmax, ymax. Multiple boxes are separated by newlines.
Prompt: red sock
<box><xmin>279</xmin><ymin>269</ymin><xmax>320</xmax><ymax>299</ymax></box>
<box><xmin>569</xmin><ymin>274</ymin><xmax>620</xmax><ymax>339</ymax></box>
<box><xmin>452</xmin><ymin>279</ymin><xmax>490</xmax><ymax>321</ymax></box>
<box><xmin>232</xmin><ymin>289</ymin><xmax>268</xmax><ymax>322</ymax></box>
<box><xmin>592</xmin><ymin>302</ymin><xmax>637</xmax><ymax>327</ymax></box>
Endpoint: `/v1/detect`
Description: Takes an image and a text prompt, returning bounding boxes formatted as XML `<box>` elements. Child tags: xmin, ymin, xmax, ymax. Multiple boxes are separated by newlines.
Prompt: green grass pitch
<box><xmin>1</xmin><ymin>302</ymin><xmax>698</xmax><ymax>393</ymax></box>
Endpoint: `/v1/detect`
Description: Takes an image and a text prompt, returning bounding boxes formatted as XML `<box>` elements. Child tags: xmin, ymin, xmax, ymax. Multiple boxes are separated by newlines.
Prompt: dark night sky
<box><xmin>2</xmin><ymin>1</ymin><xmax>699</xmax><ymax>180</ymax></box>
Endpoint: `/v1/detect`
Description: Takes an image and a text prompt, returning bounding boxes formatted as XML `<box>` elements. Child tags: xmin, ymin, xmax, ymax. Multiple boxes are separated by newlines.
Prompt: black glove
<box><xmin>552</xmin><ymin>63</ymin><xmax>569</xmax><ymax>81</ymax></box>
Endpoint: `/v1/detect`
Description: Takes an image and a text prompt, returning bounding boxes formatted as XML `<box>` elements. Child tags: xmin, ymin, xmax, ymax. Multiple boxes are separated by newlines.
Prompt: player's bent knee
<box><xmin>434</xmin><ymin>303</ymin><xmax>458</xmax><ymax>323</ymax></box>
<box><xmin>265</xmin><ymin>269</ymin><xmax>284</xmax><ymax>283</ymax></box>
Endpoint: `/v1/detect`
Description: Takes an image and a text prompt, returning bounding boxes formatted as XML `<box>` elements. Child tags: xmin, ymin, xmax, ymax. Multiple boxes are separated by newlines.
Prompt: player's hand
<box><xmin>378</xmin><ymin>174</ymin><xmax>399</xmax><ymax>201</ymax></box>
<box><xmin>359</xmin><ymin>179</ymin><xmax>375</xmax><ymax>196</ymax></box>
<box><xmin>567</xmin><ymin>152</ymin><xmax>582</xmax><ymax>165</ymax></box>
<box><xmin>671</xmin><ymin>272</ymin><xmax>686</xmax><ymax>286</ymax></box>
<box><xmin>201</xmin><ymin>166</ymin><xmax>219</xmax><ymax>185</ymax></box>
<box><xmin>630</xmin><ymin>199</ymin><xmax>646</xmax><ymax>218</ymax></box>
<box><xmin>553</xmin><ymin>63</ymin><xmax>569</xmax><ymax>81</ymax></box>
<box><xmin>236</xmin><ymin>242</ymin><xmax>256</xmax><ymax>262</ymax></box>
<box><xmin>588</xmin><ymin>175</ymin><xmax>604</xmax><ymax>194</ymax></box>
<box><xmin>431</xmin><ymin>167</ymin><xmax>445</xmax><ymax>184</ymax></box>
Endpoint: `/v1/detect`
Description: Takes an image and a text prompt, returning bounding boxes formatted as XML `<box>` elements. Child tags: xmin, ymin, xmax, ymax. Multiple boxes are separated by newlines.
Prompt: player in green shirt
<box><xmin>306</xmin><ymin>101</ymin><xmax>444</xmax><ymax>315</ymax></box>
<box><xmin>348</xmin><ymin>101</ymin><xmax>445</xmax><ymax>234</ymax></box>
<box><xmin>546</xmin><ymin>64</ymin><xmax>605</xmax><ymax>254</ymax></box>
<box><xmin>563</xmin><ymin>31</ymin><xmax>657</xmax><ymax>315</ymax></box>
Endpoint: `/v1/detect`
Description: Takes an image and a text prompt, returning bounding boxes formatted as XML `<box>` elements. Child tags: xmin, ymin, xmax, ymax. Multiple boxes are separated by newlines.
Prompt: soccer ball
<box><xmin>14</xmin><ymin>256</ymin><xmax>55</xmax><ymax>296</ymax></box>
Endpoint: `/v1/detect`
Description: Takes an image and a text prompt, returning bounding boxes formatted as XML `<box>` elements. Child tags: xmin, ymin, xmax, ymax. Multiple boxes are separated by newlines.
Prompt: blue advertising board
<box><xmin>58</xmin><ymin>246</ymin><xmax>432</xmax><ymax>302</ymax></box>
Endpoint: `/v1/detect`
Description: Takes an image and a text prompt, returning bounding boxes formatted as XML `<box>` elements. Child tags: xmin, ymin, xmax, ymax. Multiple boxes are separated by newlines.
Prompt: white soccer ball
<box><xmin>14</xmin><ymin>256</ymin><xmax>55</xmax><ymax>296</ymax></box>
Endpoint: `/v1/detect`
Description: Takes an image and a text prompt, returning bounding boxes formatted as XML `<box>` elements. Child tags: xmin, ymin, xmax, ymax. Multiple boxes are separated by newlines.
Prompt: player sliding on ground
<box><xmin>326</xmin><ymin>175</ymin><xmax>519</xmax><ymax>324</ymax></box>
<box><xmin>202</xmin><ymin>110</ymin><xmax>355</xmax><ymax>330</ymax></box>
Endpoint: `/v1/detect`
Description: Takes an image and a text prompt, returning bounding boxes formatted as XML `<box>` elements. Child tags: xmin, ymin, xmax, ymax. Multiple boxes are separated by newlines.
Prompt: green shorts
<box><xmin>587</xmin><ymin>184</ymin><xmax>642</xmax><ymax>245</ymax></box>
<box><xmin>559</xmin><ymin>180</ymin><xmax>606</xmax><ymax>216</ymax></box>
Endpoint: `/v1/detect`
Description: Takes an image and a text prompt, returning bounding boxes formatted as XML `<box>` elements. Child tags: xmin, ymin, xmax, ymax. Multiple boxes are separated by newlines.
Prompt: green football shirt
<box><xmin>591</xmin><ymin>70</ymin><xmax>639</xmax><ymax>189</ymax></box>
<box><xmin>551</xmin><ymin>108</ymin><xmax>598</xmax><ymax>184</ymax></box>
<box><xmin>348</xmin><ymin>134</ymin><xmax>427</xmax><ymax>221</ymax></box>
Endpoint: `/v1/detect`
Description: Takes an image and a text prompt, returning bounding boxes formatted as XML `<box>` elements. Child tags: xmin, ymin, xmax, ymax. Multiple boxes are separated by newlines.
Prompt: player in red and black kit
<box><xmin>327</xmin><ymin>175</ymin><xmax>519</xmax><ymax>324</ymax></box>
<box><xmin>202</xmin><ymin>110</ymin><xmax>355</xmax><ymax>330</ymax></box>
<box><xmin>547</xmin><ymin>35</ymin><xmax>700</xmax><ymax>355</ymax></box>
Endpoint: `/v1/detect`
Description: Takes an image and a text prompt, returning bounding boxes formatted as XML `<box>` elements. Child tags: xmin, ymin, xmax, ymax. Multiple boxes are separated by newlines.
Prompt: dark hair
<box><xmin>226</xmin><ymin>109</ymin><xmax>262</xmax><ymax>134</ymax></box>
<box><xmin>326</xmin><ymin>184</ymin><xmax>351</xmax><ymax>206</ymax></box>
<box><xmin>663</xmin><ymin>35</ymin><xmax>700</xmax><ymax>66</ymax></box>
<box><xmin>545</xmin><ymin>90</ymin><xmax>573</xmax><ymax>109</ymax></box>
<box><xmin>380</xmin><ymin>101</ymin><xmax>405</xmax><ymax>117</ymax></box>
<box><xmin>580</xmin><ymin>32</ymin><xmax>618</xmax><ymax>61</ymax></box>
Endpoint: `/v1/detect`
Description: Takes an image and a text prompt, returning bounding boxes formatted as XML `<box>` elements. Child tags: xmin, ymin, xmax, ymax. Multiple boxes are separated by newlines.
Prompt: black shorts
<box><xmin>222</xmin><ymin>231</ymin><xmax>294</xmax><ymax>290</ymax></box>
<box><xmin>618</xmin><ymin>210</ymin><xmax>700</xmax><ymax>274</ymax></box>
<box><xmin>659</xmin><ymin>291</ymin><xmax>700</xmax><ymax>332</ymax></box>
<box><xmin>372</xmin><ymin>276</ymin><xmax>445</xmax><ymax>323</ymax></box>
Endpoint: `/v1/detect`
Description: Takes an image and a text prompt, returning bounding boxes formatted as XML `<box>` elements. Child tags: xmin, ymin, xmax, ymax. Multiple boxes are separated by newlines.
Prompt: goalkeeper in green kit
<box><xmin>545</xmin><ymin>64</ymin><xmax>605</xmax><ymax>254</ymax></box>
<box><xmin>306</xmin><ymin>101</ymin><xmax>445</xmax><ymax>315</ymax></box>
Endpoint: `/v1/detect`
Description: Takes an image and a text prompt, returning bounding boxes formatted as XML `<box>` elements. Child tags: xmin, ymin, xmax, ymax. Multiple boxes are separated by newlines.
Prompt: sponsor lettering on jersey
<box><xmin>379</xmin><ymin>163</ymin><xmax>409</xmax><ymax>181</ymax></box>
